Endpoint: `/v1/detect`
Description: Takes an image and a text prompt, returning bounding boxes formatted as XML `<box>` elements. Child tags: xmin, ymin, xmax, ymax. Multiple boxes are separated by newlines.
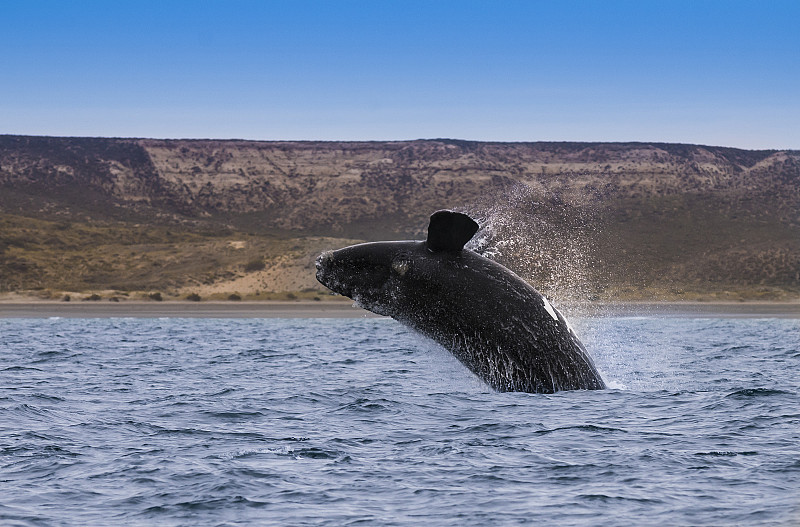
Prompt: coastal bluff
<box><xmin>1</xmin><ymin>135</ymin><xmax>798</xmax><ymax>300</ymax></box>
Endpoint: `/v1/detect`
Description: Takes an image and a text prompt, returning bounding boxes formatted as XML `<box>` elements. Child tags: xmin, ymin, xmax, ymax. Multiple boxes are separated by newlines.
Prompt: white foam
<box><xmin>604</xmin><ymin>379</ymin><xmax>629</xmax><ymax>390</ymax></box>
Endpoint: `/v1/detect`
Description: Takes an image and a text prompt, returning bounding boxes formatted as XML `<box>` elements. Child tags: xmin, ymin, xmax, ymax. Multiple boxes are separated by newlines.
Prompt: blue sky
<box><xmin>2</xmin><ymin>1</ymin><xmax>798</xmax><ymax>148</ymax></box>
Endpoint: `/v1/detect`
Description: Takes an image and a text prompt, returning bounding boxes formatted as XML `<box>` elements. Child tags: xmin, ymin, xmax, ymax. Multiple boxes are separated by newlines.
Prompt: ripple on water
<box><xmin>726</xmin><ymin>388</ymin><xmax>792</xmax><ymax>398</ymax></box>
<box><xmin>0</xmin><ymin>316</ymin><xmax>798</xmax><ymax>526</ymax></box>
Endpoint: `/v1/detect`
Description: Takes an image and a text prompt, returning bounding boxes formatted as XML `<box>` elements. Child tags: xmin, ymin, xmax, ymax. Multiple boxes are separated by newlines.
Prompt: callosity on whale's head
<box><xmin>315</xmin><ymin>241</ymin><xmax>406</xmax><ymax>315</ymax></box>
<box><xmin>315</xmin><ymin>210</ymin><xmax>479</xmax><ymax>315</ymax></box>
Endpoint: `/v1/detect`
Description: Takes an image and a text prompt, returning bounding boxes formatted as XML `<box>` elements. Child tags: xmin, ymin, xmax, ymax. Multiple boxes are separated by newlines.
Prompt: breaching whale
<box><xmin>315</xmin><ymin>210</ymin><xmax>605</xmax><ymax>393</ymax></box>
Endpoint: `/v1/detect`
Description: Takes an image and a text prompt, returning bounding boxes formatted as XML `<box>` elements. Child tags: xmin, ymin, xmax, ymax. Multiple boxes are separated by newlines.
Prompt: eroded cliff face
<box><xmin>1</xmin><ymin>135</ymin><xmax>798</xmax><ymax>296</ymax></box>
<box><xmin>139</xmin><ymin>139</ymin><xmax>800</xmax><ymax>232</ymax></box>
<box><xmin>2</xmin><ymin>136</ymin><xmax>797</xmax><ymax>233</ymax></box>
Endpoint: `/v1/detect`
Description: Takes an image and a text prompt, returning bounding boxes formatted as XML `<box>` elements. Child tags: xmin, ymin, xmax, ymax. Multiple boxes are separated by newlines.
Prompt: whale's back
<box><xmin>393</xmin><ymin>249</ymin><xmax>605</xmax><ymax>393</ymax></box>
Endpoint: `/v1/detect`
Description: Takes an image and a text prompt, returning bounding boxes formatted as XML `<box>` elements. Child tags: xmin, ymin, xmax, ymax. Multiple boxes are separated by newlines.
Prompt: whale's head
<box><xmin>315</xmin><ymin>210</ymin><xmax>479</xmax><ymax>316</ymax></box>
<box><xmin>316</xmin><ymin>241</ymin><xmax>415</xmax><ymax>315</ymax></box>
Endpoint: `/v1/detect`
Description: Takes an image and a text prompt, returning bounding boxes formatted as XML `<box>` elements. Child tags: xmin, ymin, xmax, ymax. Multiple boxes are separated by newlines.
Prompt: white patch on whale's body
<box><xmin>541</xmin><ymin>296</ymin><xmax>559</xmax><ymax>321</ymax></box>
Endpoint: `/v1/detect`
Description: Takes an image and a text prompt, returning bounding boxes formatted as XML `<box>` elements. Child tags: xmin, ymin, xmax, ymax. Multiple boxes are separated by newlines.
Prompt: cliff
<box><xmin>1</xmin><ymin>135</ymin><xmax>798</xmax><ymax>300</ymax></box>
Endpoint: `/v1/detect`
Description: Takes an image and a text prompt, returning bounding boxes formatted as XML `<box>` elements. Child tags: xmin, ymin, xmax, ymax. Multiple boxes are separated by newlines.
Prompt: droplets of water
<box><xmin>463</xmin><ymin>182</ymin><xmax>606</xmax><ymax>312</ymax></box>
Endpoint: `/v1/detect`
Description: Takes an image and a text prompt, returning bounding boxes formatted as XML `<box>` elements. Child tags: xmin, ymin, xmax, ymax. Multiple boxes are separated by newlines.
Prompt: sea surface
<box><xmin>1</xmin><ymin>312</ymin><xmax>799</xmax><ymax>526</ymax></box>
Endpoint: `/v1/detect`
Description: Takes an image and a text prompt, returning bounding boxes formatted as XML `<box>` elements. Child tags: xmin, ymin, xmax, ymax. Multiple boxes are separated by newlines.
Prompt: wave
<box><xmin>695</xmin><ymin>451</ymin><xmax>758</xmax><ymax>457</ymax></box>
<box><xmin>726</xmin><ymin>388</ymin><xmax>792</xmax><ymax>398</ymax></box>
<box><xmin>534</xmin><ymin>424</ymin><xmax>628</xmax><ymax>435</ymax></box>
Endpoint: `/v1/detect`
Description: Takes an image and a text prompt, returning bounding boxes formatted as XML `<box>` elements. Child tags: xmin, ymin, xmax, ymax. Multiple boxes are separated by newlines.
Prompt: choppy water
<box><xmin>1</xmin><ymin>314</ymin><xmax>799</xmax><ymax>526</ymax></box>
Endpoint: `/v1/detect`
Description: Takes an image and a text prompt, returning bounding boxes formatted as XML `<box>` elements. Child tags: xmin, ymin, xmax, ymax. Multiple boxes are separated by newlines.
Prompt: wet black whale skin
<box><xmin>317</xmin><ymin>238</ymin><xmax>606</xmax><ymax>393</ymax></box>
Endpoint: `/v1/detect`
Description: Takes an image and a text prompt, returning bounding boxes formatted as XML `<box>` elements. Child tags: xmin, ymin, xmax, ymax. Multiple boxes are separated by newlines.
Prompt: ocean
<box><xmin>1</xmin><ymin>312</ymin><xmax>798</xmax><ymax>526</ymax></box>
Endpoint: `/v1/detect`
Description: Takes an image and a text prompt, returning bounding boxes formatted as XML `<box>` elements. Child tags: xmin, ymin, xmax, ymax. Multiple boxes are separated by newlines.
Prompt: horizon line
<box><xmin>1</xmin><ymin>133</ymin><xmax>795</xmax><ymax>152</ymax></box>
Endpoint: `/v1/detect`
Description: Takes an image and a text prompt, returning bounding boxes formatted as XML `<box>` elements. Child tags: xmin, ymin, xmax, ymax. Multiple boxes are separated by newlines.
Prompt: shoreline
<box><xmin>0</xmin><ymin>300</ymin><xmax>799</xmax><ymax>319</ymax></box>
<box><xmin>0</xmin><ymin>300</ymin><xmax>378</xmax><ymax>319</ymax></box>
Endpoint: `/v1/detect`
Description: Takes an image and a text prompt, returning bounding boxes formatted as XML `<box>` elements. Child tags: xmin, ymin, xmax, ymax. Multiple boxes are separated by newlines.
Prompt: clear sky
<box><xmin>2</xmin><ymin>0</ymin><xmax>798</xmax><ymax>149</ymax></box>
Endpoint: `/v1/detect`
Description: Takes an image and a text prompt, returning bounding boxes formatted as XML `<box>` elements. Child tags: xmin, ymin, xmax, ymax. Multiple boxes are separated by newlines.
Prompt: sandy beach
<box><xmin>0</xmin><ymin>300</ymin><xmax>378</xmax><ymax>319</ymax></box>
<box><xmin>0</xmin><ymin>300</ymin><xmax>798</xmax><ymax>319</ymax></box>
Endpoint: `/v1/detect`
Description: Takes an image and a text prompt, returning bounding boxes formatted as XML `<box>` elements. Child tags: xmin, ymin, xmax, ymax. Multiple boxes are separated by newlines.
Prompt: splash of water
<box><xmin>458</xmin><ymin>183</ymin><xmax>631</xmax><ymax>388</ymax></box>
<box><xmin>462</xmin><ymin>183</ymin><xmax>607</xmax><ymax>318</ymax></box>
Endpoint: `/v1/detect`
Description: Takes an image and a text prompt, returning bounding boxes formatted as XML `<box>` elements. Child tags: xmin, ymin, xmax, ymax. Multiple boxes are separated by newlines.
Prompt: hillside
<box><xmin>1</xmin><ymin>135</ymin><xmax>798</xmax><ymax>302</ymax></box>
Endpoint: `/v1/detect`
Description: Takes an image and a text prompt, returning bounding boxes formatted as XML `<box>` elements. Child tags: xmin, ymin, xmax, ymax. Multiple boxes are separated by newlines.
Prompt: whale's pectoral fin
<box><xmin>426</xmin><ymin>210</ymin><xmax>480</xmax><ymax>252</ymax></box>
